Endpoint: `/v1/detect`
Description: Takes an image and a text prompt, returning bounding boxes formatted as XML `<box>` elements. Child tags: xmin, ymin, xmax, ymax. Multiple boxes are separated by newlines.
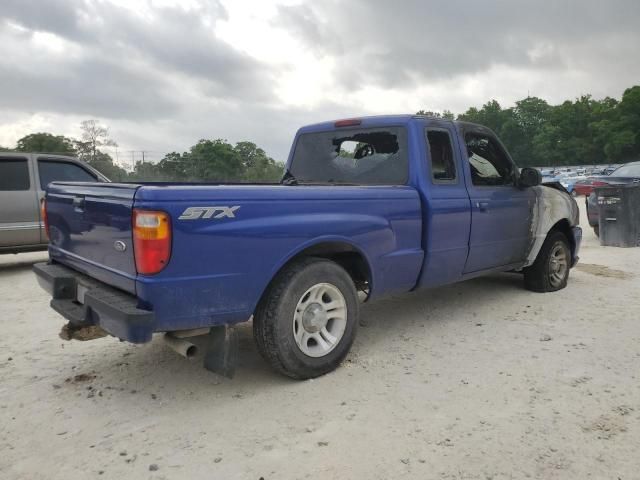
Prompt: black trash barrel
<box><xmin>596</xmin><ymin>184</ymin><xmax>640</xmax><ymax>247</ymax></box>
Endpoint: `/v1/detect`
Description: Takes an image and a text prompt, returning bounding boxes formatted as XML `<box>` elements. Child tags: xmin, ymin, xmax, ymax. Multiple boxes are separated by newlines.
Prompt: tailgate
<box><xmin>46</xmin><ymin>182</ymin><xmax>140</xmax><ymax>294</ymax></box>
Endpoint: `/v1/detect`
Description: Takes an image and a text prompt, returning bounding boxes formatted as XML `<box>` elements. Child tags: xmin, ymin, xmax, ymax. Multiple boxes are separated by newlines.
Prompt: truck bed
<box><xmin>44</xmin><ymin>181</ymin><xmax>424</xmax><ymax>337</ymax></box>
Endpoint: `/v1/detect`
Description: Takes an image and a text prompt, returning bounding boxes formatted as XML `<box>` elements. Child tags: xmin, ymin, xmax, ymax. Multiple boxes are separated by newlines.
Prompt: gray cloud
<box><xmin>0</xmin><ymin>0</ymin><xmax>274</xmax><ymax>120</ymax></box>
<box><xmin>88</xmin><ymin>2</ymin><xmax>273</xmax><ymax>99</ymax></box>
<box><xmin>0</xmin><ymin>0</ymin><xmax>639</xmax><ymax>161</ymax></box>
<box><xmin>0</xmin><ymin>56</ymin><xmax>179</xmax><ymax>119</ymax></box>
<box><xmin>2</xmin><ymin>0</ymin><xmax>84</xmax><ymax>39</ymax></box>
<box><xmin>275</xmin><ymin>0</ymin><xmax>640</xmax><ymax>90</ymax></box>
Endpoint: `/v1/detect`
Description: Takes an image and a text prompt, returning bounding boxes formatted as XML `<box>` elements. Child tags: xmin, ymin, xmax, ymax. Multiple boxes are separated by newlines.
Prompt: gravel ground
<box><xmin>1</xmin><ymin>204</ymin><xmax>639</xmax><ymax>480</ymax></box>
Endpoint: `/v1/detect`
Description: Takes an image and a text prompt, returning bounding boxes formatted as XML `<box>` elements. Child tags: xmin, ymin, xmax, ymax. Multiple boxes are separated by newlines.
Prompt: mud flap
<box><xmin>203</xmin><ymin>325</ymin><xmax>238</xmax><ymax>378</ymax></box>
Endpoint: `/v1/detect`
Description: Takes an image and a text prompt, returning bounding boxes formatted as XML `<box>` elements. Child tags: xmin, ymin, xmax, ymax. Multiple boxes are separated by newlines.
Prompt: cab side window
<box><xmin>0</xmin><ymin>158</ymin><xmax>30</xmax><ymax>191</ymax></box>
<box><xmin>38</xmin><ymin>160</ymin><xmax>96</xmax><ymax>190</ymax></box>
<box><xmin>426</xmin><ymin>129</ymin><xmax>456</xmax><ymax>183</ymax></box>
<box><xmin>465</xmin><ymin>132</ymin><xmax>514</xmax><ymax>186</ymax></box>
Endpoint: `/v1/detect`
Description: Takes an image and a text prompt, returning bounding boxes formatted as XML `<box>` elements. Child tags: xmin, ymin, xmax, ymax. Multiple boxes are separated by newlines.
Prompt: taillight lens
<box><xmin>132</xmin><ymin>209</ymin><xmax>171</xmax><ymax>275</ymax></box>
<box><xmin>41</xmin><ymin>198</ymin><xmax>49</xmax><ymax>239</ymax></box>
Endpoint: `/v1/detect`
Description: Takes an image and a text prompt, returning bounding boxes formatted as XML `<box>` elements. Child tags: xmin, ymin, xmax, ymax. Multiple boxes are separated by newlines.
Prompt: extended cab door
<box><xmin>0</xmin><ymin>155</ymin><xmax>41</xmax><ymax>248</ymax></box>
<box><xmin>416</xmin><ymin>122</ymin><xmax>472</xmax><ymax>288</ymax></box>
<box><xmin>461</xmin><ymin>126</ymin><xmax>535</xmax><ymax>273</ymax></box>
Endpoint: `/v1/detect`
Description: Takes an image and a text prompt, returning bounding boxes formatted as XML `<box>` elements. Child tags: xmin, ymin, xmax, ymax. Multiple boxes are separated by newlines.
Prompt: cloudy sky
<box><xmin>1</xmin><ymin>0</ymin><xmax>639</xmax><ymax>165</ymax></box>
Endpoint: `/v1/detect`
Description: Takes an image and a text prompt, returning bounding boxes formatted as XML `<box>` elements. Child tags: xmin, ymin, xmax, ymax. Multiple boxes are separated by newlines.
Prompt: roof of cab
<box><xmin>297</xmin><ymin>114</ymin><xmax>484</xmax><ymax>134</ymax></box>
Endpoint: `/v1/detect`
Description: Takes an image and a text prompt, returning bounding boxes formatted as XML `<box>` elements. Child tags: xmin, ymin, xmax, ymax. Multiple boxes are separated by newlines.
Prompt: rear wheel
<box><xmin>524</xmin><ymin>231</ymin><xmax>571</xmax><ymax>292</ymax></box>
<box><xmin>253</xmin><ymin>257</ymin><xmax>359</xmax><ymax>379</ymax></box>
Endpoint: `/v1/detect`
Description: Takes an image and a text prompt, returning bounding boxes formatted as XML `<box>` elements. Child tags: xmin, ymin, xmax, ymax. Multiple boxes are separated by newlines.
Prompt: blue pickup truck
<box><xmin>34</xmin><ymin>115</ymin><xmax>581</xmax><ymax>379</ymax></box>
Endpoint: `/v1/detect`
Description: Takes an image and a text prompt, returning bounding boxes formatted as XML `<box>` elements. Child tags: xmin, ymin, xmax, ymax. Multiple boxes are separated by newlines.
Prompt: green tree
<box><xmin>130</xmin><ymin>140</ymin><xmax>285</xmax><ymax>183</ymax></box>
<box><xmin>416</xmin><ymin>109</ymin><xmax>454</xmax><ymax>120</ymax></box>
<box><xmin>89</xmin><ymin>152</ymin><xmax>128</xmax><ymax>181</ymax></box>
<box><xmin>458</xmin><ymin>100</ymin><xmax>507</xmax><ymax>134</ymax></box>
<box><xmin>234</xmin><ymin>141</ymin><xmax>284</xmax><ymax>182</ymax></box>
<box><xmin>441</xmin><ymin>88</ymin><xmax>640</xmax><ymax>166</ymax></box>
<box><xmin>532</xmin><ymin>95</ymin><xmax>615</xmax><ymax>166</ymax></box>
<box><xmin>15</xmin><ymin>133</ymin><xmax>76</xmax><ymax>154</ymax></box>
<box><xmin>187</xmin><ymin>139</ymin><xmax>244</xmax><ymax>181</ymax></box>
<box><xmin>155</xmin><ymin>152</ymin><xmax>189</xmax><ymax>180</ymax></box>
<box><xmin>130</xmin><ymin>159</ymin><xmax>169</xmax><ymax>181</ymax></box>
<box><xmin>596</xmin><ymin>86</ymin><xmax>640</xmax><ymax>161</ymax></box>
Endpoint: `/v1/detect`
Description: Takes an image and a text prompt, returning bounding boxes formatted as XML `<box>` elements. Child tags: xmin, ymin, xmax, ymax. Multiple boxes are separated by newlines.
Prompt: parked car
<box><xmin>586</xmin><ymin>161</ymin><xmax>640</xmax><ymax>236</ymax></box>
<box><xmin>34</xmin><ymin>116</ymin><xmax>582</xmax><ymax>379</ymax></box>
<box><xmin>557</xmin><ymin>173</ymin><xmax>582</xmax><ymax>196</ymax></box>
<box><xmin>0</xmin><ymin>153</ymin><xmax>108</xmax><ymax>254</ymax></box>
<box><xmin>574</xmin><ymin>177</ymin><xmax>610</xmax><ymax>197</ymax></box>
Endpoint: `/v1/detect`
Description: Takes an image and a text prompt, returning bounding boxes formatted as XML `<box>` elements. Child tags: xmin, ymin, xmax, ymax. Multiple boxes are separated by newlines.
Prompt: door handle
<box><xmin>476</xmin><ymin>201</ymin><xmax>489</xmax><ymax>212</ymax></box>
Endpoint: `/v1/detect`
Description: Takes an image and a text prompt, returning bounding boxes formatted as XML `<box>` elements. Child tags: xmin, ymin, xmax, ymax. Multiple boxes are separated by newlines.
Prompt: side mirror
<box><xmin>519</xmin><ymin>167</ymin><xmax>541</xmax><ymax>188</ymax></box>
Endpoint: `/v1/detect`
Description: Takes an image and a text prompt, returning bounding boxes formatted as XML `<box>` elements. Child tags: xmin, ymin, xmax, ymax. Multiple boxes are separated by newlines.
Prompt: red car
<box><xmin>573</xmin><ymin>178</ymin><xmax>610</xmax><ymax>196</ymax></box>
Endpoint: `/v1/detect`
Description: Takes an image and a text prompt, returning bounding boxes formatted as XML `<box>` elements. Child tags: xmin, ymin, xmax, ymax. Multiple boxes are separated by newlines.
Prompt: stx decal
<box><xmin>178</xmin><ymin>206</ymin><xmax>240</xmax><ymax>220</ymax></box>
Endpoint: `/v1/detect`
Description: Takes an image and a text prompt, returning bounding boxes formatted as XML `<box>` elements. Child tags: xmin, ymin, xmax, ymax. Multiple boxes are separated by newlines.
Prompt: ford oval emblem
<box><xmin>114</xmin><ymin>240</ymin><xmax>127</xmax><ymax>252</ymax></box>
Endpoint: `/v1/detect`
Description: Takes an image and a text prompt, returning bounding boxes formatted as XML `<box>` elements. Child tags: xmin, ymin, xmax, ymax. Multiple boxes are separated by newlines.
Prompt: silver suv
<box><xmin>0</xmin><ymin>153</ymin><xmax>108</xmax><ymax>254</ymax></box>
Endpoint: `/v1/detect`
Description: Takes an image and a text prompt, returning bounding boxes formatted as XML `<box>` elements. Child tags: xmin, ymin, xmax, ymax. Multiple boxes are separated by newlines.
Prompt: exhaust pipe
<box><xmin>163</xmin><ymin>333</ymin><xmax>198</xmax><ymax>359</ymax></box>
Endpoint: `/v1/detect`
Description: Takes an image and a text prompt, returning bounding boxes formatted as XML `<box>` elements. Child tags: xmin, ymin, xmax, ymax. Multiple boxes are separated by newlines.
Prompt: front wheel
<box><xmin>523</xmin><ymin>231</ymin><xmax>571</xmax><ymax>292</ymax></box>
<box><xmin>253</xmin><ymin>257</ymin><xmax>359</xmax><ymax>379</ymax></box>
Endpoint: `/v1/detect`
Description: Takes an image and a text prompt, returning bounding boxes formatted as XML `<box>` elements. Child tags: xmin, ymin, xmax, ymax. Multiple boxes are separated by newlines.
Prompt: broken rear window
<box><xmin>289</xmin><ymin>127</ymin><xmax>408</xmax><ymax>185</ymax></box>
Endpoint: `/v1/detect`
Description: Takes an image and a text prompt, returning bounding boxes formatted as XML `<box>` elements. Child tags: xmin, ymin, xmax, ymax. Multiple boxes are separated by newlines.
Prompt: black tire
<box><xmin>253</xmin><ymin>257</ymin><xmax>359</xmax><ymax>379</ymax></box>
<box><xmin>593</xmin><ymin>225</ymin><xmax>599</xmax><ymax>237</ymax></box>
<box><xmin>523</xmin><ymin>231</ymin><xmax>571</xmax><ymax>292</ymax></box>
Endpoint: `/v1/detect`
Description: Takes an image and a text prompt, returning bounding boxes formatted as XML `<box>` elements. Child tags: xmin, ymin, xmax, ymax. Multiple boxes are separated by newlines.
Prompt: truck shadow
<box><xmin>69</xmin><ymin>322</ymin><xmax>289</xmax><ymax>393</ymax></box>
<box><xmin>69</xmin><ymin>272</ymin><xmax>530</xmax><ymax>395</ymax></box>
<box><xmin>356</xmin><ymin>272</ymin><xmax>531</xmax><ymax>349</ymax></box>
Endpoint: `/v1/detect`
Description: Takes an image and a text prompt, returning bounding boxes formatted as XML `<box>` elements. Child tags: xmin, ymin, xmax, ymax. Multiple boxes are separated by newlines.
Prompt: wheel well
<box><xmin>550</xmin><ymin>219</ymin><xmax>575</xmax><ymax>256</ymax></box>
<box><xmin>278</xmin><ymin>242</ymin><xmax>371</xmax><ymax>296</ymax></box>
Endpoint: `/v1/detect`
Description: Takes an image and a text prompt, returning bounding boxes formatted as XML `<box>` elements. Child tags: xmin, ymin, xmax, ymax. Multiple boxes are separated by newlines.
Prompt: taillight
<box><xmin>41</xmin><ymin>198</ymin><xmax>49</xmax><ymax>239</ymax></box>
<box><xmin>132</xmin><ymin>209</ymin><xmax>171</xmax><ymax>275</ymax></box>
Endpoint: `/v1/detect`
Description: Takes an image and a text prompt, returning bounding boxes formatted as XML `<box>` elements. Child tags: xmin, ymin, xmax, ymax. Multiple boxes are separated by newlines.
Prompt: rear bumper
<box><xmin>571</xmin><ymin>226</ymin><xmax>582</xmax><ymax>267</ymax></box>
<box><xmin>33</xmin><ymin>262</ymin><xmax>154</xmax><ymax>343</ymax></box>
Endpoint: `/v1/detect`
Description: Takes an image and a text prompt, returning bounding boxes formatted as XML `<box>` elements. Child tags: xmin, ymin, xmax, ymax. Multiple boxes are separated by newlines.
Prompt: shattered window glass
<box><xmin>465</xmin><ymin>133</ymin><xmax>514</xmax><ymax>186</ymax></box>
<box><xmin>290</xmin><ymin>127</ymin><xmax>408</xmax><ymax>185</ymax></box>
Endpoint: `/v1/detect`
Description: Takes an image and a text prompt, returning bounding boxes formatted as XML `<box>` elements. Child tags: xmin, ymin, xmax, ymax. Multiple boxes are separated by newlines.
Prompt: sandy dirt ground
<box><xmin>1</xmin><ymin>204</ymin><xmax>639</xmax><ymax>480</ymax></box>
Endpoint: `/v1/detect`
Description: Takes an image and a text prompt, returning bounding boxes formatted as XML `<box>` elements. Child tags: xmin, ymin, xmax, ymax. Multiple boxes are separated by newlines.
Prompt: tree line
<box><xmin>2</xmin><ymin>85</ymin><xmax>638</xmax><ymax>179</ymax></box>
<box><xmin>0</xmin><ymin>120</ymin><xmax>284</xmax><ymax>183</ymax></box>
<box><xmin>419</xmin><ymin>85</ymin><xmax>640</xmax><ymax>167</ymax></box>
